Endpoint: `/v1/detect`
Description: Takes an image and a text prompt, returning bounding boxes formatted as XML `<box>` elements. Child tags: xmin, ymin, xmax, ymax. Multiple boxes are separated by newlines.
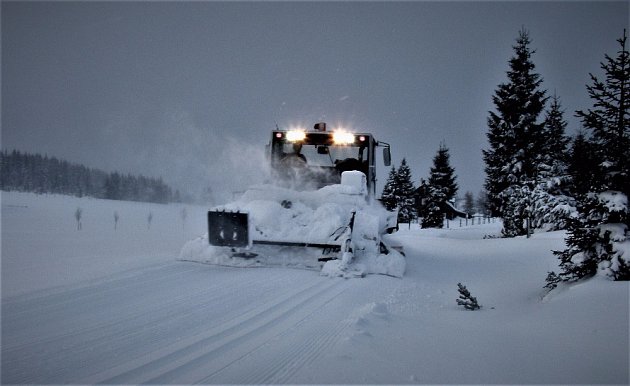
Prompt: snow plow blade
<box><xmin>208</xmin><ymin>209</ymin><xmax>344</xmax><ymax>260</ymax></box>
<box><xmin>208</xmin><ymin>210</ymin><xmax>344</xmax><ymax>260</ymax></box>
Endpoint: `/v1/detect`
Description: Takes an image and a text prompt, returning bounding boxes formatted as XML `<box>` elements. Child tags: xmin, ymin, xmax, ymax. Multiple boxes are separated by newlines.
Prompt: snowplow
<box><xmin>179</xmin><ymin>122</ymin><xmax>405</xmax><ymax>278</ymax></box>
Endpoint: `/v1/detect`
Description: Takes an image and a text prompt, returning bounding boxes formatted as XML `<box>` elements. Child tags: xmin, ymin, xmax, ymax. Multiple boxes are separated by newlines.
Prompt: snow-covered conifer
<box><xmin>576</xmin><ymin>30</ymin><xmax>630</xmax><ymax>199</ymax></box>
<box><xmin>555</xmin><ymin>30</ymin><xmax>630</xmax><ymax>282</ymax></box>
<box><xmin>381</xmin><ymin>165</ymin><xmax>398</xmax><ymax>211</ymax></box>
<box><xmin>501</xmin><ymin>184</ymin><xmax>531</xmax><ymax>237</ymax></box>
<box><xmin>555</xmin><ymin>192</ymin><xmax>628</xmax><ymax>281</ymax></box>
<box><xmin>429</xmin><ymin>143</ymin><xmax>458</xmax><ymax>201</ymax></box>
<box><xmin>529</xmin><ymin>94</ymin><xmax>574</xmax><ymax>231</ymax></box>
<box><xmin>541</xmin><ymin>94</ymin><xmax>570</xmax><ymax>169</ymax></box>
<box><xmin>530</xmin><ymin>186</ymin><xmax>575</xmax><ymax>231</ymax></box>
<box><xmin>483</xmin><ymin>28</ymin><xmax>548</xmax><ymax>236</ymax></box>
<box><xmin>380</xmin><ymin>160</ymin><xmax>416</xmax><ymax>223</ymax></box>
<box><xmin>394</xmin><ymin>159</ymin><xmax>416</xmax><ymax>224</ymax></box>
<box><xmin>418</xmin><ymin>144</ymin><xmax>458</xmax><ymax>228</ymax></box>
<box><xmin>421</xmin><ymin>184</ymin><xmax>446</xmax><ymax>228</ymax></box>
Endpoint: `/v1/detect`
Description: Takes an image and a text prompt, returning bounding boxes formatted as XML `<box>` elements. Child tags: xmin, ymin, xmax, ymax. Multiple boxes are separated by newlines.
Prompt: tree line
<box><xmin>482</xmin><ymin>27</ymin><xmax>629</xmax><ymax>283</ymax></box>
<box><xmin>381</xmin><ymin>28</ymin><xmax>629</xmax><ymax>283</ymax></box>
<box><xmin>380</xmin><ymin>143</ymin><xmax>467</xmax><ymax>229</ymax></box>
<box><xmin>0</xmin><ymin>150</ymin><xmax>181</xmax><ymax>204</ymax></box>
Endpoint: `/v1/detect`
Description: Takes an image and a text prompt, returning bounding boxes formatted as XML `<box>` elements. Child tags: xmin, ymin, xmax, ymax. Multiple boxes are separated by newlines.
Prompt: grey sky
<box><xmin>2</xmin><ymin>1</ymin><xmax>628</xmax><ymax>202</ymax></box>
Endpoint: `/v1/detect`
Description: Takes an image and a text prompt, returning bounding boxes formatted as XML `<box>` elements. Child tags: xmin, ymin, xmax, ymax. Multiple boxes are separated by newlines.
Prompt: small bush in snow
<box><xmin>456</xmin><ymin>283</ymin><xmax>481</xmax><ymax>310</ymax></box>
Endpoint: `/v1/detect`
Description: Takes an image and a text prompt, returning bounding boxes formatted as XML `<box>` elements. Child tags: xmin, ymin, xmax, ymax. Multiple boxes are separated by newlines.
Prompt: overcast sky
<box><xmin>2</xmin><ymin>1</ymin><xmax>628</xmax><ymax>202</ymax></box>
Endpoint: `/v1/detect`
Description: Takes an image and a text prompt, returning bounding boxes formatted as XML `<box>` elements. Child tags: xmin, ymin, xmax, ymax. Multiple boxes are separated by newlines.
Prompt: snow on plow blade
<box><xmin>181</xmin><ymin>179</ymin><xmax>406</xmax><ymax>278</ymax></box>
<box><xmin>207</xmin><ymin>210</ymin><xmax>249</xmax><ymax>248</ymax></box>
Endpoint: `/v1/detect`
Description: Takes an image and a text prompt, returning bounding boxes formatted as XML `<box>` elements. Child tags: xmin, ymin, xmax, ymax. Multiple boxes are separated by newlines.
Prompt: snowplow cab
<box><xmin>269</xmin><ymin>122</ymin><xmax>391</xmax><ymax>197</ymax></box>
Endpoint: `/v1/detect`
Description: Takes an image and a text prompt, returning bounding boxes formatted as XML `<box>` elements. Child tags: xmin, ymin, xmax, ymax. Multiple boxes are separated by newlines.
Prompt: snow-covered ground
<box><xmin>1</xmin><ymin>191</ymin><xmax>628</xmax><ymax>384</ymax></box>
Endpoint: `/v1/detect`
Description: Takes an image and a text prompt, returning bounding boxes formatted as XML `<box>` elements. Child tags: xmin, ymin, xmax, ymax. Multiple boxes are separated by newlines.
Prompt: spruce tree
<box><xmin>394</xmin><ymin>159</ymin><xmax>416</xmax><ymax>224</ymax></box>
<box><xmin>576</xmin><ymin>30</ymin><xmax>630</xmax><ymax>198</ymax></box>
<box><xmin>553</xmin><ymin>30</ymin><xmax>630</xmax><ymax>282</ymax></box>
<box><xmin>482</xmin><ymin>28</ymin><xmax>548</xmax><ymax>236</ymax></box>
<box><xmin>380</xmin><ymin>160</ymin><xmax>416</xmax><ymax>224</ymax></box>
<box><xmin>380</xmin><ymin>165</ymin><xmax>398</xmax><ymax>211</ymax></box>
<box><xmin>541</xmin><ymin>93</ymin><xmax>570</xmax><ymax>173</ymax></box>
<box><xmin>421</xmin><ymin>185</ymin><xmax>446</xmax><ymax>228</ymax></box>
<box><xmin>429</xmin><ymin>143</ymin><xmax>458</xmax><ymax>202</ymax></box>
<box><xmin>419</xmin><ymin>144</ymin><xmax>458</xmax><ymax>228</ymax></box>
<box><xmin>531</xmin><ymin>94</ymin><xmax>574</xmax><ymax>231</ymax></box>
<box><xmin>567</xmin><ymin>131</ymin><xmax>602</xmax><ymax>197</ymax></box>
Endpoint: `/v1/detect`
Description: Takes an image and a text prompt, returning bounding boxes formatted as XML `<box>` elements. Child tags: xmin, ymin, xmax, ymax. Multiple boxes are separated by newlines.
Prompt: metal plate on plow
<box><xmin>208</xmin><ymin>211</ymin><xmax>249</xmax><ymax>248</ymax></box>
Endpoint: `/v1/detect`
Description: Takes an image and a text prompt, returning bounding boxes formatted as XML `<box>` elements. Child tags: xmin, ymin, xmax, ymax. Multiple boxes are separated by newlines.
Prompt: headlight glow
<box><xmin>286</xmin><ymin>130</ymin><xmax>306</xmax><ymax>142</ymax></box>
<box><xmin>333</xmin><ymin>131</ymin><xmax>355</xmax><ymax>145</ymax></box>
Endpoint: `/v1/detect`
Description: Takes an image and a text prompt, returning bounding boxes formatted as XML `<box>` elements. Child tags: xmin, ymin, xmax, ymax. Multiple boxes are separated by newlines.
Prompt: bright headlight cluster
<box><xmin>332</xmin><ymin>131</ymin><xmax>355</xmax><ymax>145</ymax></box>
<box><xmin>286</xmin><ymin>130</ymin><xmax>306</xmax><ymax>142</ymax></box>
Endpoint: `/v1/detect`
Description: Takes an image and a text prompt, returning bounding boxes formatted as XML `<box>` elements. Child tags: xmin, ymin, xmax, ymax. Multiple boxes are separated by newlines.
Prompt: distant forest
<box><xmin>0</xmin><ymin>150</ymin><xmax>181</xmax><ymax>204</ymax></box>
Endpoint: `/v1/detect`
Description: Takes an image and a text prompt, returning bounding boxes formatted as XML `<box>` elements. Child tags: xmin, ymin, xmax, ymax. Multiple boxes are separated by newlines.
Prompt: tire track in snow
<box><xmin>150</xmin><ymin>277</ymin><xmax>351</xmax><ymax>385</ymax></box>
<box><xmin>2</xmin><ymin>263</ymin><xmax>204</xmax><ymax>351</ymax></box>
<box><xmin>2</xmin><ymin>262</ymin><xmax>198</xmax><ymax>321</ymax></box>
<box><xmin>2</xmin><ymin>264</ymin><xmax>294</xmax><ymax>384</ymax></box>
<box><xmin>90</xmin><ymin>277</ymin><xmax>345</xmax><ymax>384</ymax></box>
<box><xmin>207</xmin><ymin>287</ymin><xmax>354</xmax><ymax>385</ymax></box>
<box><xmin>257</xmin><ymin>313</ymin><xmax>352</xmax><ymax>384</ymax></box>
<box><xmin>2</xmin><ymin>262</ymin><xmax>188</xmax><ymax>308</ymax></box>
<box><xmin>4</xmin><ymin>274</ymin><xmax>271</xmax><ymax>384</ymax></box>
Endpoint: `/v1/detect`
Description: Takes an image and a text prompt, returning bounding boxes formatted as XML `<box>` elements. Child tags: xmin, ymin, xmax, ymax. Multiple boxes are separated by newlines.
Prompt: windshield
<box><xmin>281</xmin><ymin>144</ymin><xmax>364</xmax><ymax>167</ymax></box>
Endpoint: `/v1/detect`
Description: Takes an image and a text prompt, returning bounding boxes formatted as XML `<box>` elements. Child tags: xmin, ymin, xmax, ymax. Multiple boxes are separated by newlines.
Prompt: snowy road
<box><xmin>3</xmin><ymin>260</ymin><xmax>409</xmax><ymax>384</ymax></box>
<box><xmin>3</xmin><ymin>263</ymin><xmax>341</xmax><ymax>384</ymax></box>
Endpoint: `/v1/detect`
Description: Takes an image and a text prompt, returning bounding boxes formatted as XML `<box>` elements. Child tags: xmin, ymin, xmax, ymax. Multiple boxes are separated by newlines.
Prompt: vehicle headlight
<box><xmin>333</xmin><ymin>131</ymin><xmax>355</xmax><ymax>145</ymax></box>
<box><xmin>286</xmin><ymin>130</ymin><xmax>306</xmax><ymax>142</ymax></box>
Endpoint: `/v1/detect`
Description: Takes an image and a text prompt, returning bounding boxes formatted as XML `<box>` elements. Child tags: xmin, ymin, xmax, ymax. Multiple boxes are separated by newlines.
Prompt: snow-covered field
<box><xmin>1</xmin><ymin>191</ymin><xmax>628</xmax><ymax>384</ymax></box>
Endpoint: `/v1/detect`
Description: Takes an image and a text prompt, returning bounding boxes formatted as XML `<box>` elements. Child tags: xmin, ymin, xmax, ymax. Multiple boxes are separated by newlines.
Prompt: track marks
<box><xmin>92</xmin><ymin>276</ymin><xmax>346</xmax><ymax>384</ymax></box>
<box><xmin>210</xmin><ymin>292</ymin><xmax>354</xmax><ymax>385</ymax></box>
<box><xmin>2</xmin><ymin>263</ymin><xmax>302</xmax><ymax>384</ymax></box>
